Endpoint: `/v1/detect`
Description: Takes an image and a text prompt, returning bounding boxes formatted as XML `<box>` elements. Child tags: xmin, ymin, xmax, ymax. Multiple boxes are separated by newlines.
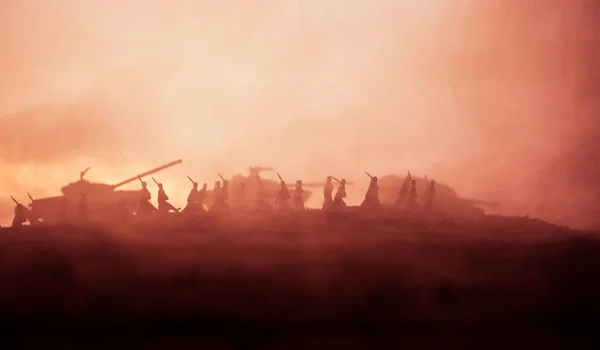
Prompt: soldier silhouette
<box><xmin>328</xmin><ymin>178</ymin><xmax>347</xmax><ymax>210</ymax></box>
<box><xmin>394</xmin><ymin>171</ymin><xmax>412</xmax><ymax>207</ymax></box>
<box><xmin>183</xmin><ymin>180</ymin><xmax>199</xmax><ymax>214</ymax></box>
<box><xmin>361</xmin><ymin>172</ymin><xmax>380</xmax><ymax>209</ymax></box>
<box><xmin>423</xmin><ymin>180</ymin><xmax>436</xmax><ymax>209</ymax></box>
<box><xmin>275</xmin><ymin>175</ymin><xmax>291</xmax><ymax>211</ymax></box>
<box><xmin>11</xmin><ymin>197</ymin><xmax>27</xmax><ymax>227</ymax></box>
<box><xmin>212</xmin><ymin>178</ymin><xmax>230</xmax><ymax>213</ymax></box>
<box><xmin>322</xmin><ymin>176</ymin><xmax>334</xmax><ymax>209</ymax></box>
<box><xmin>211</xmin><ymin>181</ymin><xmax>221</xmax><ymax>211</ymax></box>
<box><xmin>26</xmin><ymin>193</ymin><xmax>42</xmax><ymax>225</ymax></box>
<box><xmin>294</xmin><ymin>180</ymin><xmax>305</xmax><ymax>210</ymax></box>
<box><xmin>138</xmin><ymin>180</ymin><xmax>157</xmax><ymax>215</ymax></box>
<box><xmin>79</xmin><ymin>193</ymin><xmax>88</xmax><ymax>222</ymax></box>
<box><xmin>405</xmin><ymin>178</ymin><xmax>418</xmax><ymax>209</ymax></box>
<box><xmin>156</xmin><ymin>181</ymin><xmax>180</xmax><ymax>213</ymax></box>
<box><xmin>197</xmin><ymin>183</ymin><xmax>208</xmax><ymax>211</ymax></box>
<box><xmin>234</xmin><ymin>182</ymin><xmax>246</xmax><ymax>210</ymax></box>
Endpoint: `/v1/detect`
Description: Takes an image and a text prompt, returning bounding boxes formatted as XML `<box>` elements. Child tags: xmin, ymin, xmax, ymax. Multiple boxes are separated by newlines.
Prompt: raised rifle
<box><xmin>187</xmin><ymin>175</ymin><xmax>195</xmax><ymax>184</ymax></box>
<box><xmin>364</xmin><ymin>171</ymin><xmax>373</xmax><ymax>179</ymax></box>
<box><xmin>152</xmin><ymin>177</ymin><xmax>160</xmax><ymax>186</ymax></box>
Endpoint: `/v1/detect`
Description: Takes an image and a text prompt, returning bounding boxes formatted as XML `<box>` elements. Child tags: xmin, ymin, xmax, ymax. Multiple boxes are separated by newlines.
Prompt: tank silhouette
<box><xmin>377</xmin><ymin>173</ymin><xmax>500</xmax><ymax>217</ymax></box>
<box><xmin>202</xmin><ymin>166</ymin><xmax>341</xmax><ymax>210</ymax></box>
<box><xmin>30</xmin><ymin>159</ymin><xmax>183</xmax><ymax>223</ymax></box>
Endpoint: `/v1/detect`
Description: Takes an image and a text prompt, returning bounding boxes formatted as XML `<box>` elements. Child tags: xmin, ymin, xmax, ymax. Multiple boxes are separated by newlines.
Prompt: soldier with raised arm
<box><xmin>275</xmin><ymin>173</ymin><xmax>291</xmax><ymax>211</ymax></box>
<box><xmin>394</xmin><ymin>171</ymin><xmax>412</xmax><ymax>207</ymax></box>
<box><xmin>198</xmin><ymin>183</ymin><xmax>208</xmax><ymax>211</ymax></box>
<box><xmin>11</xmin><ymin>196</ymin><xmax>27</xmax><ymax>227</ymax></box>
<box><xmin>138</xmin><ymin>178</ymin><xmax>156</xmax><ymax>215</ymax></box>
<box><xmin>294</xmin><ymin>180</ymin><xmax>305</xmax><ymax>210</ymax></box>
<box><xmin>405</xmin><ymin>178</ymin><xmax>418</xmax><ymax>209</ymax></box>
<box><xmin>328</xmin><ymin>178</ymin><xmax>347</xmax><ymax>210</ymax></box>
<box><xmin>361</xmin><ymin>171</ymin><xmax>380</xmax><ymax>209</ymax></box>
<box><xmin>234</xmin><ymin>182</ymin><xmax>246</xmax><ymax>210</ymax></box>
<box><xmin>183</xmin><ymin>176</ymin><xmax>199</xmax><ymax>214</ymax></box>
<box><xmin>423</xmin><ymin>179</ymin><xmax>436</xmax><ymax>210</ymax></box>
<box><xmin>154</xmin><ymin>178</ymin><xmax>180</xmax><ymax>214</ymax></box>
<box><xmin>26</xmin><ymin>193</ymin><xmax>42</xmax><ymax>225</ymax></box>
<box><xmin>322</xmin><ymin>176</ymin><xmax>334</xmax><ymax>209</ymax></box>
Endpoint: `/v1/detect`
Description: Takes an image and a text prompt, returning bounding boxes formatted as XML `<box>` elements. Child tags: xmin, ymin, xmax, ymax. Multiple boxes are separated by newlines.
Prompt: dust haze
<box><xmin>1</xmin><ymin>0</ymin><xmax>599</xmax><ymax>228</ymax></box>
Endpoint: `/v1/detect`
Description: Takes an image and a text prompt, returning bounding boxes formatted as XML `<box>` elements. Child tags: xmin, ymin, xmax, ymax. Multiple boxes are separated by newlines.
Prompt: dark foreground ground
<box><xmin>1</xmin><ymin>210</ymin><xmax>599</xmax><ymax>348</ymax></box>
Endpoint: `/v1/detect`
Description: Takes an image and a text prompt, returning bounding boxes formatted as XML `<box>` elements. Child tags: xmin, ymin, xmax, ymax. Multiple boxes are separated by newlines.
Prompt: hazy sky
<box><xmin>1</xmin><ymin>0</ymin><xmax>599</xmax><ymax>228</ymax></box>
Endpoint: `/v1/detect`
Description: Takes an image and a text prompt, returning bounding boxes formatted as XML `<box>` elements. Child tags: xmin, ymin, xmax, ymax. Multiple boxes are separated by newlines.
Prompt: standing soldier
<box><xmin>361</xmin><ymin>171</ymin><xmax>380</xmax><ymax>209</ymax></box>
<box><xmin>234</xmin><ymin>182</ymin><xmax>246</xmax><ymax>210</ymax></box>
<box><xmin>198</xmin><ymin>183</ymin><xmax>208</xmax><ymax>211</ymax></box>
<box><xmin>322</xmin><ymin>176</ymin><xmax>334</xmax><ymax>209</ymax></box>
<box><xmin>294</xmin><ymin>180</ymin><xmax>305</xmax><ymax>210</ymax></box>
<box><xmin>328</xmin><ymin>178</ymin><xmax>347</xmax><ymax>210</ymax></box>
<box><xmin>275</xmin><ymin>173</ymin><xmax>291</xmax><ymax>210</ymax></box>
<box><xmin>394</xmin><ymin>171</ymin><xmax>412</xmax><ymax>207</ymax></box>
<box><xmin>79</xmin><ymin>193</ymin><xmax>88</xmax><ymax>222</ymax></box>
<box><xmin>405</xmin><ymin>178</ymin><xmax>418</xmax><ymax>209</ymax></box>
<box><xmin>27</xmin><ymin>193</ymin><xmax>42</xmax><ymax>225</ymax></box>
<box><xmin>11</xmin><ymin>196</ymin><xmax>27</xmax><ymax>227</ymax></box>
<box><xmin>423</xmin><ymin>179</ymin><xmax>436</xmax><ymax>210</ymax></box>
<box><xmin>212</xmin><ymin>181</ymin><xmax>222</xmax><ymax>210</ymax></box>
<box><xmin>183</xmin><ymin>176</ymin><xmax>199</xmax><ymax>214</ymax></box>
<box><xmin>154</xmin><ymin>178</ymin><xmax>180</xmax><ymax>214</ymax></box>
<box><xmin>138</xmin><ymin>179</ymin><xmax>156</xmax><ymax>215</ymax></box>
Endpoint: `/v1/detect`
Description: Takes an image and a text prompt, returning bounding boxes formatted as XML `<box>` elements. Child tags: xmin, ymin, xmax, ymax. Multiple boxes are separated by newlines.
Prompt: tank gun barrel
<box><xmin>111</xmin><ymin>159</ymin><xmax>182</xmax><ymax>189</ymax></box>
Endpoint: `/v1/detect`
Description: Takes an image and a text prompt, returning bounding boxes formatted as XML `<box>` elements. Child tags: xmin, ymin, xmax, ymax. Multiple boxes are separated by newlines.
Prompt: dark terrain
<box><xmin>1</xmin><ymin>210</ymin><xmax>599</xmax><ymax>348</ymax></box>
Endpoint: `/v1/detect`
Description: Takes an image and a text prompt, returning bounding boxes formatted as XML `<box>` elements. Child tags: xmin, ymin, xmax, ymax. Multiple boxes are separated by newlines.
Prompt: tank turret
<box><xmin>377</xmin><ymin>174</ymin><xmax>500</xmax><ymax>217</ymax></box>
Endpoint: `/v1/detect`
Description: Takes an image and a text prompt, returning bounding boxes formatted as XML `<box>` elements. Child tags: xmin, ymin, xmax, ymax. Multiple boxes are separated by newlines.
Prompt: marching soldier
<box><xmin>155</xmin><ymin>179</ymin><xmax>180</xmax><ymax>213</ymax></box>
<box><xmin>11</xmin><ymin>196</ymin><xmax>27</xmax><ymax>227</ymax></box>
<box><xmin>328</xmin><ymin>178</ymin><xmax>347</xmax><ymax>210</ymax></box>
<box><xmin>394</xmin><ymin>171</ymin><xmax>412</xmax><ymax>207</ymax></box>
<box><xmin>198</xmin><ymin>183</ymin><xmax>208</xmax><ymax>211</ymax></box>
<box><xmin>183</xmin><ymin>177</ymin><xmax>199</xmax><ymax>213</ymax></box>
<box><xmin>138</xmin><ymin>179</ymin><xmax>157</xmax><ymax>215</ymax></box>
<box><xmin>423</xmin><ymin>179</ymin><xmax>436</xmax><ymax>209</ymax></box>
<box><xmin>234</xmin><ymin>182</ymin><xmax>246</xmax><ymax>209</ymax></box>
<box><xmin>275</xmin><ymin>173</ymin><xmax>291</xmax><ymax>210</ymax></box>
<box><xmin>361</xmin><ymin>171</ymin><xmax>380</xmax><ymax>209</ymax></box>
<box><xmin>405</xmin><ymin>178</ymin><xmax>418</xmax><ymax>209</ymax></box>
<box><xmin>294</xmin><ymin>180</ymin><xmax>305</xmax><ymax>210</ymax></box>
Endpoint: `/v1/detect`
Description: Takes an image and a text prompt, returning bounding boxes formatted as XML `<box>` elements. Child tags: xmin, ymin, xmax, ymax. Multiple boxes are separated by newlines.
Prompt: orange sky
<box><xmin>1</xmin><ymin>0</ymin><xmax>599</xmax><ymax>228</ymax></box>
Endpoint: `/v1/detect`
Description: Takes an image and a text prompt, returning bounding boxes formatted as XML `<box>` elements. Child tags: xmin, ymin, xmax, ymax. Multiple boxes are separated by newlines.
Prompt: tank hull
<box><xmin>31</xmin><ymin>191</ymin><xmax>142</xmax><ymax>224</ymax></box>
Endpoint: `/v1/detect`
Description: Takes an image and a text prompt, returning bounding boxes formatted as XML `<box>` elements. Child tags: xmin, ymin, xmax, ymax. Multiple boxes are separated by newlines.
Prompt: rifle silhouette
<box><xmin>364</xmin><ymin>171</ymin><xmax>373</xmax><ymax>179</ymax></box>
<box><xmin>80</xmin><ymin>167</ymin><xmax>91</xmax><ymax>180</ymax></box>
<box><xmin>27</xmin><ymin>193</ymin><xmax>34</xmax><ymax>203</ymax></box>
<box><xmin>187</xmin><ymin>175</ymin><xmax>195</xmax><ymax>184</ymax></box>
<box><xmin>10</xmin><ymin>196</ymin><xmax>20</xmax><ymax>205</ymax></box>
<box><xmin>277</xmin><ymin>172</ymin><xmax>284</xmax><ymax>182</ymax></box>
<box><xmin>218</xmin><ymin>173</ymin><xmax>226</xmax><ymax>182</ymax></box>
<box><xmin>152</xmin><ymin>177</ymin><xmax>160</xmax><ymax>186</ymax></box>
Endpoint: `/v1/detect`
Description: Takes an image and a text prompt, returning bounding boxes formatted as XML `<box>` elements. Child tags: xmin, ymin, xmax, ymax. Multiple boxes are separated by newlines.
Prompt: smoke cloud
<box><xmin>1</xmin><ymin>0</ymin><xmax>599</xmax><ymax>228</ymax></box>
